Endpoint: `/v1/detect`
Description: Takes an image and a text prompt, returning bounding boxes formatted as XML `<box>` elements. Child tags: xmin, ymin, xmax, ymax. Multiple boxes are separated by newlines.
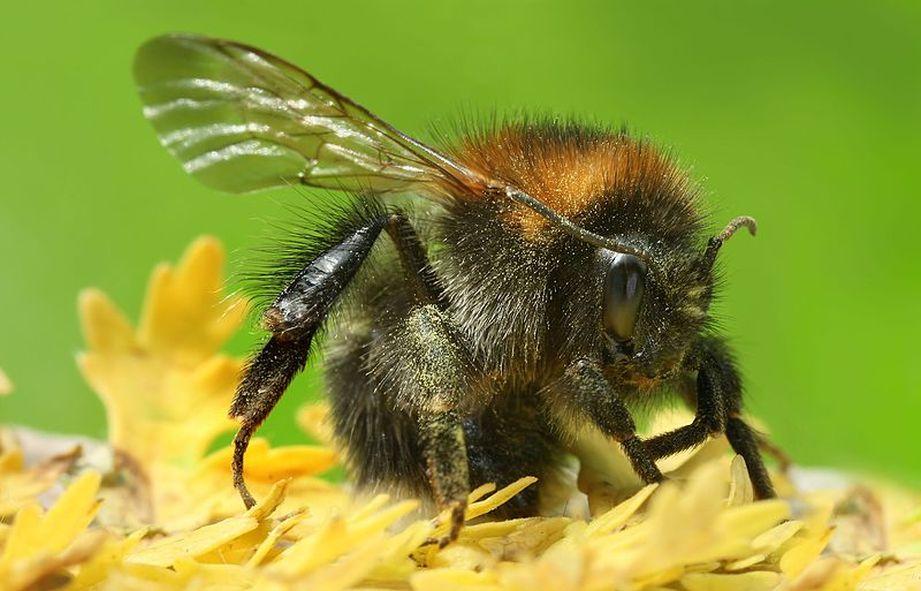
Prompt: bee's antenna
<box><xmin>502</xmin><ymin>186</ymin><xmax>651</xmax><ymax>261</ymax></box>
<box><xmin>701</xmin><ymin>215</ymin><xmax>758</xmax><ymax>272</ymax></box>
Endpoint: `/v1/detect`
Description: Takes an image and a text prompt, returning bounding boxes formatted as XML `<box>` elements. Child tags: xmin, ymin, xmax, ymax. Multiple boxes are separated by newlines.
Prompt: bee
<box><xmin>134</xmin><ymin>34</ymin><xmax>776</xmax><ymax>544</ymax></box>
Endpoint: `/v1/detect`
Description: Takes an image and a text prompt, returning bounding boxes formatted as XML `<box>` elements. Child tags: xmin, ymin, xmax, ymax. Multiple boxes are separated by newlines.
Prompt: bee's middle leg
<box><xmin>381</xmin><ymin>303</ymin><xmax>478</xmax><ymax>546</ymax></box>
<box><xmin>419</xmin><ymin>410</ymin><xmax>468</xmax><ymax>547</ymax></box>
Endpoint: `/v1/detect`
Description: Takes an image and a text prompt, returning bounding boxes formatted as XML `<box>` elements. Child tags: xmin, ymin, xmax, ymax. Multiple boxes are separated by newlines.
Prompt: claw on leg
<box><xmin>423</xmin><ymin>499</ymin><xmax>468</xmax><ymax>548</ymax></box>
<box><xmin>443</xmin><ymin>500</ymin><xmax>467</xmax><ymax>547</ymax></box>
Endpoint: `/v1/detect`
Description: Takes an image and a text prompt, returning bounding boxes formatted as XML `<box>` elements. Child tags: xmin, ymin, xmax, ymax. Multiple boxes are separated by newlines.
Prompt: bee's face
<box><xmin>595</xmin><ymin>248</ymin><xmax>711</xmax><ymax>387</ymax></box>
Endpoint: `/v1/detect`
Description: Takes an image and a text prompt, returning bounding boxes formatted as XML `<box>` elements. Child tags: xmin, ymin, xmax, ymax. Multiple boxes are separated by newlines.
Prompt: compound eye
<box><xmin>603</xmin><ymin>253</ymin><xmax>646</xmax><ymax>342</ymax></box>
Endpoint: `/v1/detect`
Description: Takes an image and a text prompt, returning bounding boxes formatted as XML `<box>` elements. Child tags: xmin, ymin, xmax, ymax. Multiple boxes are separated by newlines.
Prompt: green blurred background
<box><xmin>1</xmin><ymin>1</ymin><xmax>919</xmax><ymax>483</ymax></box>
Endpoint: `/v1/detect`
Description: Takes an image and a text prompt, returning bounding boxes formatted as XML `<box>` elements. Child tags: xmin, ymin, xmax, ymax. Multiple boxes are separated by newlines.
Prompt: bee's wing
<box><xmin>134</xmin><ymin>34</ymin><xmax>486</xmax><ymax>196</ymax></box>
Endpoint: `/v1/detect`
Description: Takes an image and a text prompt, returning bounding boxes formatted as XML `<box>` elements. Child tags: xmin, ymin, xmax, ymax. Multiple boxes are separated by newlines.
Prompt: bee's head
<box><xmin>593</xmin><ymin>248</ymin><xmax>702</xmax><ymax>384</ymax></box>
<box><xmin>590</xmin><ymin>216</ymin><xmax>756</xmax><ymax>385</ymax></box>
<box><xmin>500</xmin><ymin>181</ymin><xmax>755</xmax><ymax>383</ymax></box>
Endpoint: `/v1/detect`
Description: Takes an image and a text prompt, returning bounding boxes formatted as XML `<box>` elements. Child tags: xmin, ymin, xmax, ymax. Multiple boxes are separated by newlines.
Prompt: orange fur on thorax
<box><xmin>449</xmin><ymin>125</ymin><xmax>692</xmax><ymax>240</ymax></box>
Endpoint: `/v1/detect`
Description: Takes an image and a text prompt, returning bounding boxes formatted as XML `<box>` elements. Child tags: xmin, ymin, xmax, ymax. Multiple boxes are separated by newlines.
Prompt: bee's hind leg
<box><xmin>229</xmin><ymin>215</ymin><xmax>389</xmax><ymax>507</ymax></box>
<box><xmin>230</xmin><ymin>208</ymin><xmax>446</xmax><ymax>508</ymax></box>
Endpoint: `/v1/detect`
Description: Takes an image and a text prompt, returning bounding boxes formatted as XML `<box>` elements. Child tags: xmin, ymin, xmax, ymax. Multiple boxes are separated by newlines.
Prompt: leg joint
<box><xmin>384</xmin><ymin>213</ymin><xmax>445</xmax><ymax>307</ymax></box>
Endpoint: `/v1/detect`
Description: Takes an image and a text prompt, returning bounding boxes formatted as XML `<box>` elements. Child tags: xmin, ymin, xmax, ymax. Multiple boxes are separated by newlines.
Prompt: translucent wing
<box><xmin>134</xmin><ymin>34</ymin><xmax>485</xmax><ymax>196</ymax></box>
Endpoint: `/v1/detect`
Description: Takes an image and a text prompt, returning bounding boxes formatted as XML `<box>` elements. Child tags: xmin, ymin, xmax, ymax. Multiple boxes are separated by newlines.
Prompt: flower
<box><xmin>77</xmin><ymin>237</ymin><xmax>248</xmax><ymax>525</ymax></box>
<box><xmin>0</xmin><ymin>368</ymin><xmax>12</xmax><ymax>396</ymax></box>
<box><xmin>0</xmin><ymin>471</ymin><xmax>106</xmax><ymax>590</ymax></box>
<box><xmin>0</xmin><ymin>235</ymin><xmax>919</xmax><ymax>590</ymax></box>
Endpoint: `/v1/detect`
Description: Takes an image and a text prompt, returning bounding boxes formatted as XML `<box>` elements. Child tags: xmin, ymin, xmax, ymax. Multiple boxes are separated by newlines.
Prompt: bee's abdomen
<box><xmin>324</xmin><ymin>305</ymin><xmax>564</xmax><ymax>517</ymax></box>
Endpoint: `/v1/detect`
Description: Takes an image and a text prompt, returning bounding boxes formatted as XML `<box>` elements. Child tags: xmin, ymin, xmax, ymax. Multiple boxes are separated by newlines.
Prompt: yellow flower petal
<box><xmin>0</xmin><ymin>430</ymin><xmax>81</xmax><ymax>517</ymax></box>
<box><xmin>77</xmin><ymin>237</ymin><xmax>246</xmax><ymax>524</ymax></box>
<box><xmin>860</xmin><ymin>558</ymin><xmax>921</xmax><ymax>591</ymax></box>
<box><xmin>296</xmin><ymin>402</ymin><xmax>334</xmax><ymax>446</ymax></box>
<box><xmin>584</xmin><ymin>483</ymin><xmax>657</xmax><ymax>537</ymax></box>
<box><xmin>369</xmin><ymin>520</ymin><xmax>436</xmax><ymax>581</ymax></box>
<box><xmin>245</xmin><ymin>510</ymin><xmax>308</xmax><ymax>569</ymax></box>
<box><xmin>0</xmin><ymin>471</ymin><xmax>102</xmax><ymax>564</ymax></box>
<box><xmin>427</xmin><ymin>477</ymin><xmax>539</xmax><ymax>543</ymax></box>
<box><xmin>727</xmin><ymin>455</ymin><xmax>755</xmax><ymax>506</ymax></box>
<box><xmin>199</xmin><ymin>437</ymin><xmax>337</xmax><ymax>482</ymax></box>
<box><xmin>288</xmin><ymin>534</ymin><xmax>391</xmax><ymax>591</ymax></box>
<box><xmin>682</xmin><ymin>571</ymin><xmax>780</xmax><ymax>591</ymax></box>
<box><xmin>78</xmin><ymin>289</ymin><xmax>137</xmax><ymax>354</ymax></box>
<box><xmin>126</xmin><ymin>482</ymin><xmax>287</xmax><ymax>568</ymax></box>
<box><xmin>0</xmin><ymin>472</ymin><xmax>105</xmax><ymax>590</ymax></box>
<box><xmin>724</xmin><ymin>553</ymin><xmax>767</xmax><ymax>571</ymax></box>
<box><xmin>137</xmin><ymin>237</ymin><xmax>247</xmax><ymax>366</ymax></box>
<box><xmin>67</xmin><ymin>529</ymin><xmax>146</xmax><ymax>589</ymax></box>
<box><xmin>781</xmin><ymin>528</ymin><xmax>834</xmax><ymax>578</ymax></box>
<box><xmin>0</xmin><ymin>367</ymin><xmax>12</xmax><ymax>396</ymax></box>
<box><xmin>126</xmin><ymin>514</ymin><xmax>258</xmax><ymax>568</ymax></box>
<box><xmin>752</xmin><ymin>519</ymin><xmax>804</xmax><ymax>552</ymax></box>
<box><xmin>269</xmin><ymin>496</ymin><xmax>419</xmax><ymax>578</ymax></box>
<box><xmin>3</xmin><ymin>531</ymin><xmax>107</xmax><ymax>591</ymax></box>
<box><xmin>476</xmin><ymin>517</ymin><xmax>570</xmax><ymax>559</ymax></box>
<box><xmin>411</xmin><ymin>567</ymin><xmax>501</xmax><ymax>591</ymax></box>
<box><xmin>42</xmin><ymin>471</ymin><xmax>104</xmax><ymax>552</ymax></box>
<box><xmin>466</xmin><ymin>477</ymin><xmax>538</xmax><ymax>521</ymax></box>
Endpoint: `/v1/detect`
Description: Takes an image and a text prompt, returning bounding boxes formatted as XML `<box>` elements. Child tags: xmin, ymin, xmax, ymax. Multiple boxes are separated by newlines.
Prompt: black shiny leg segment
<box><xmin>230</xmin><ymin>210</ymin><xmax>444</xmax><ymax>508</ymax></box>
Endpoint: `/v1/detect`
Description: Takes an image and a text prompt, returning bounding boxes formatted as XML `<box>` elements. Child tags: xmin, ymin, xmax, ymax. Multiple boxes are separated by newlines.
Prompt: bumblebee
<box><xmin>134</xmin><ymin>34</ymin><xmax>775</xmax><ymax>544</ymax></box>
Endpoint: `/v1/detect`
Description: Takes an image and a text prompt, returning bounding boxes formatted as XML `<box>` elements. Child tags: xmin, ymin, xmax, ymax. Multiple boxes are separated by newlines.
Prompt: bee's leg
<box><xmin>386</xmin><ymin>304</ymin><xmax>474</xmax><ymax>546</ymax></box>
<box><xmin>231</xmin><ymin>211</ymin><xmax>446</xmax><ymax>508</ymax></box>
<box><xmin>231</xmin><ymin>333</ymin><xmax>313</xmax><ymax>507</ymax></box>
<box><xmin>420</xmin><ymin>410</ymin><xmax>469</xmax><ymax>547</ymax></box>
<box><xmin>725</xmin><ymin>415</ymin><xmax>776</xmax><ymax>499</ymax></box>
<box><xmin>722</xmin><ymin>349</ymin><xmax>776</xmax><ymax>499</ymax></box>
<box><xmin>643</xmin><ymin>345</ymin><xmax>727</xmax><ymax>461</ymax></box>
<box><xmin>563</xmin><ymin>360</ymin><xmax>664</xmax><ymax>484</ymax></box>
<box><xmin>645</xmin><ymin>337</ymin><xmax>776</xmax><ymax>499</ymax></box>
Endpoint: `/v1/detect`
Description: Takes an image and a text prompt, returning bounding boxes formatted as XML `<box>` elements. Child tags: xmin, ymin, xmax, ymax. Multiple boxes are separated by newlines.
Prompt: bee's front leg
<box><xmin>643</xmin><ymin>339</ymin><xmax>728</xmax><ymax>462</ymax></box>
<box><xmin>562</xmin><ymin>359</ymin><xmax>664</xmax><ymax>485</ymax></box>
<box><xmin>645</xmin><ymin>336</ymin><xmax>776</xmax><ymax>499</ymax></box>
